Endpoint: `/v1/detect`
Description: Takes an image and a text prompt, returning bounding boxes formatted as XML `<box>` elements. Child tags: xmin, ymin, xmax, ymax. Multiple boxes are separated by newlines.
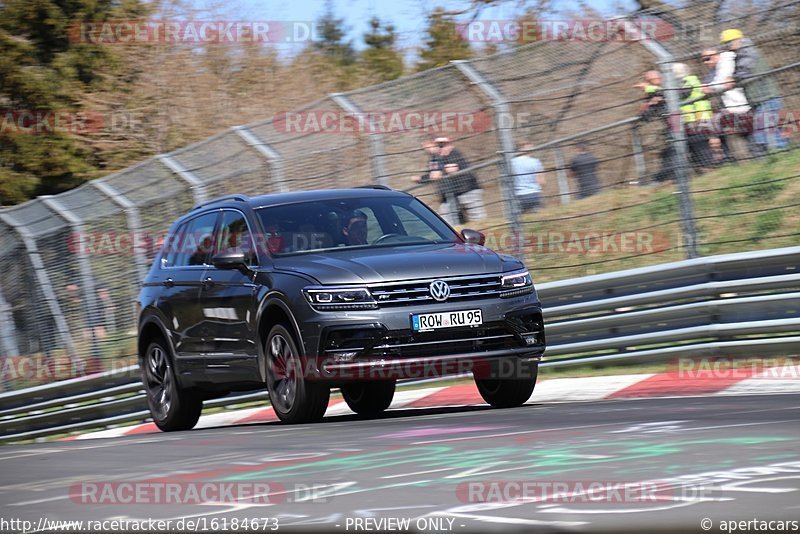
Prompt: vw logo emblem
<box><xmin>429</xmin><ymin>280</ymin><xmax>451</xmax><ymax>302</ymax></box>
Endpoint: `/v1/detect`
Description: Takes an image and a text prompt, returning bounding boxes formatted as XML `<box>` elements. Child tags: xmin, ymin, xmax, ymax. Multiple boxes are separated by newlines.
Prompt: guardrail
<box><xmin>2</xmin><ymin>246</ymin><xmax>799</xmax><ymax>443</ymax></box>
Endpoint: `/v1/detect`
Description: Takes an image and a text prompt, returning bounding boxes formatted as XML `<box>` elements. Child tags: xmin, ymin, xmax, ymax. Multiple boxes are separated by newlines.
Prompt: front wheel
<box><xmin>341</xmin><ymin>380</ymin><xmax>396</xmax><ymax>415</ymax></box>
<box><xmin>474</xmin><ymin>360</ymin><xmax>538</xmax><ymax>408</ymax></box>
<box><xmin>142</xmin><ymin>338</ymin><xmax>202</xmax><ymax>431</ymax></box>
<box><xmin>266</xmin><ymin>324</ymin><xmax>330</xmax><ymax>423</ymax></box>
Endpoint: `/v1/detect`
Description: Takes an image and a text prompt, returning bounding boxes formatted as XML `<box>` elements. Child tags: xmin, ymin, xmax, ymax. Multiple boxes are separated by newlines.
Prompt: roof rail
<box><xmin>191</xmin><ymin>194</ymin><xmax>250</xmax><ymax>211</ymax></box>
<box><xmin>355</xmin><ymin>184</ymin><xmax>392</xmax><ymax>191</ymax></box>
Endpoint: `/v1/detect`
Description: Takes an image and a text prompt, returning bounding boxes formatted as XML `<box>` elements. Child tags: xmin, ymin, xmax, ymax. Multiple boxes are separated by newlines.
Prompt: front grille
<box><xmin>369</xmin><ymin>274</ymin><xmax>503</xmax><ymax>306</ymax></box>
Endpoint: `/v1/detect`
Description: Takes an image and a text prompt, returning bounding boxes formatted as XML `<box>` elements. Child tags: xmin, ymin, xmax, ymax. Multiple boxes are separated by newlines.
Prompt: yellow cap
<box><xmin>720</xmin><ymin>29</ymin><xmax>743</xmax><ymax>43</ymax></box>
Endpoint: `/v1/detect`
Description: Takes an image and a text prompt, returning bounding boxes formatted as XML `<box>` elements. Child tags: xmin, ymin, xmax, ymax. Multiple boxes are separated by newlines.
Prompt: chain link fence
<box><xmin>1</xmin><ymin>1</ymin><xmax>798</xmax><ymax>391</ymax></box>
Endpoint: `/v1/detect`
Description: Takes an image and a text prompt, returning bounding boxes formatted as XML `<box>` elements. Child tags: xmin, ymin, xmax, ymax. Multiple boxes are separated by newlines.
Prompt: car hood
<box><xmin>271</xmin><ymin>243</ymin><xmax>523</xmax><ymax>285</ymax></box>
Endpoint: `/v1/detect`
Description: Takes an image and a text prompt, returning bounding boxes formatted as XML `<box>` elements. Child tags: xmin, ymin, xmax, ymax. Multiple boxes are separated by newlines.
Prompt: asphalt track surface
<box><xmin>2</xmin><ymin>393</ymin><xmax>800</xmax><ymax>533</ymax></box>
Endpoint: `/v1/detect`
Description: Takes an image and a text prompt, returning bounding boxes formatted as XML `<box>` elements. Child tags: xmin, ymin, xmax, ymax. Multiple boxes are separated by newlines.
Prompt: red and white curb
<box><xmin>61</xmin><ymin>365</ymin><xmax>800</xmax><ymax>441</ymax></box>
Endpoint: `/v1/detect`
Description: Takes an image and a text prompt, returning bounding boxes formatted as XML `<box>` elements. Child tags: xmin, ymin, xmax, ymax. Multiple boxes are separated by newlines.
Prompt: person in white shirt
<box><xmin>701</xmin><ymin>48</ymin><xmax>752</xmax><ymax>161</ymax></box>
<box><xmin>510</xmin><ymin>142</ymin><xmax>545</xmax><ymax>213</ymax></box>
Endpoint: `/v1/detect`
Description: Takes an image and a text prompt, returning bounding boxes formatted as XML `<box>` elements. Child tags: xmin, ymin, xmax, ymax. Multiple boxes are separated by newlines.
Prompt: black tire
<box><xmin>474</xmin><ymin>360</ymin><xmax>538</xmax><ymax>408</ymax></box>
<box><xmin>266</xmin><ymin>324</ymin><xmax>330</xmax><ymax>423</ymax></box>
<box><xmin>341</xmin><ymin>380</ymin><xmax>396</xmax><ymax>415</ymax></box>
<box><xmin>142</xmin><ymin>338</ymin><xmax>202</xmax><ymax>431</ymax></box>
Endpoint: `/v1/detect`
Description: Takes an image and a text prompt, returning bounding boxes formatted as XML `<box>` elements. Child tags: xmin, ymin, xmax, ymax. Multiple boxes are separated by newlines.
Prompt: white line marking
<box><xmin>382</xmin><ymin>468</ymin><xmax>455</xmax><ymax>479</ymax></box>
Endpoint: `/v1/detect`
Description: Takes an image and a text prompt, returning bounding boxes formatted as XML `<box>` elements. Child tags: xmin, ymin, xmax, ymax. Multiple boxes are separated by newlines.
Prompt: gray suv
<box><xmin>137</xmin><ymin>187</ymin><xmax>545</xmax><ymax>431</ymax></box>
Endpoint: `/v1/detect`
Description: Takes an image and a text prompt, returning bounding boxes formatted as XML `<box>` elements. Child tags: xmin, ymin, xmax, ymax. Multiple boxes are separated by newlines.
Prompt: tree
<box><xmin>361</xmin><ymin>17</ymin><xmax>404</xmax><ymax>82</ymax></box>
<box><xmin>314</xmin><ymin>4</ymin><xmax>356</xmax><ymax>66</ymax></box>
<box><xmin>416</xmin><ymin>7</ymin><xmax>472</xmax><ymax>72</ymax></box>
<box><xmin>0</xmin><ymin>0</ymin><xmax>150</xmax><ymax>205</ymax></box>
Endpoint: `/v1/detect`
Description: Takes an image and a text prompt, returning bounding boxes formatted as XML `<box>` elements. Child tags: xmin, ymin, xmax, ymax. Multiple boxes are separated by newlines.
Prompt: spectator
<box><xmin>410</xmin><ymin>137</ymin><xmax>444</xmax><ymax>190</ymax></box>
<box><xmin>94</xmin><ymin>282</ymin><xmax>116</xmax><ymax>339</ymax></box>
<box><xmin>414</xmin><ymin>136</ymin><xmax>486</xmax><ymax>226</ymax></box>
<box><xmin>62</xmin><ymin>282</ymin><xmax>86</xmax><ymax>343</ymax></box>
<box><xmin>701</xmin><ymin>48</ymin><xmax>752</xmax><ymax>162</ymax></box>
<box><xmin>637</xmin><ymin>70</ymin><xmax>675</xmax><ymax>183</ymax></box>
<box><xmin>636</xmin><ymin>70</ymin><xmax>666</xmax><ymax>117</ymax></box>
<box><xmin>341</xmin><ymin>210</ymin><xmax>369</xmax><ymax>246</ymax></box>
<box><xmin>510</xmin><ymin>142</ymin><xmax>545</xmax><ymax>213</ymax></box>
<box><xmin>569</xmin><ymin>142</ymin><xmax>600</xmax><ymax>199</ymax></box>
<box><xmin>437</xmin><ymin>137</ymin><xmax>487</xmax><ymax>225</ymax></box>
<box><xmin>674</xmin><ymin>62</ymin><xmax>714</xmax><ymax>173</ymax></box>
<box><xmin>721</xmin><ymin>29</ymin><xmax>788</xmax><ymax>155</ymax></box>
<box><xmin>411</xmin><ymin>137</ymin><xmax>450</xmax><ymax>214</ymax></box>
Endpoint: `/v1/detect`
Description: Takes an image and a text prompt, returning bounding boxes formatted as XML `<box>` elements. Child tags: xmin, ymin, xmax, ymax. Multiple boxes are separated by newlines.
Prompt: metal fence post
<box><xmin>452</xmin><ymin>60</ymin><xmax>522</xmax><ymax>255</ymax></box>
<box><xmin>627</xmin><ymin>22</ymin><xmax>699</xmax><ymax>259</ymax></box>
<box><xmin>329</xmin><ymin>93</ymin><xmax>389</xmax><ymax>186</ymax></box>
<box><xmin>231</xmin><ymin>125</ymin><xmax>288</xmax><ymax>193</ymax></box>
<box><xmin>553</xmin><ymin>147</ymin><xmax>571</xmax><ymax>204</ymax></box>
<box><xmin>0</xmin><ymin>283</ymin><xmax>19</xmax><ymax>360</ymax></box>
<box><xmin>157</xmin><ymin>154</ymin><xmax>208</xmax><ymax>204</ymax></box>
<box><xmin>40</xmin><ymin>196</ymin><xmax>103</xmax><ymax>364</ymax></box>
<box><xmin>0</xmin><ymin>214</ymin><xmax>77</xmax><ymax>359</ymax></box>
<box><xmin>631</xmin><ymin>123</ymin><xmax>647</xmax><ymax>185</ymax></box>
<box><xmin>91</xmin><ymin>180</ymin><xmax>149</xmax><ymax>284</ymax></box>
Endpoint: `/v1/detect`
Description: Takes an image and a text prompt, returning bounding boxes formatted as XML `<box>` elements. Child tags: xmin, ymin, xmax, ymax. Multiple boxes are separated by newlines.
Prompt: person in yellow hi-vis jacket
<box><xmin>636</xmin><ymin>70</ymin><xmax>676</xmax><ymax>183</ymax></box>
<box><xmin>673</xmin><ymin>63</ymin><xmax>715</xmax><ymax>173</ymax></box>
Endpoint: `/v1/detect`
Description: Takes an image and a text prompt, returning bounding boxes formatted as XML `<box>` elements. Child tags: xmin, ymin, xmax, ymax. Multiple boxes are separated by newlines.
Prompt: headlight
<box><xmin>500</xmin><ymin>270</ymin><xmax>534</xmax><ymax>298</ymax></box>
<box><xmin>303</xmin><ymin>287</ymin><xmax>378</xmax><ymax>310</ymax></box>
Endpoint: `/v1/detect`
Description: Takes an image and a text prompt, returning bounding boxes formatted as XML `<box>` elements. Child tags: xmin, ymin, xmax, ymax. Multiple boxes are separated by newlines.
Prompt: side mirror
<box><xmin>461</xmin><ymin>229</ymin><xmax>486</xmax><ymax>246</ymax></box>
<box><xmin>212</xmin><ymin>251</ymin><xmax>247</xmax><ymax>270</ymax></box>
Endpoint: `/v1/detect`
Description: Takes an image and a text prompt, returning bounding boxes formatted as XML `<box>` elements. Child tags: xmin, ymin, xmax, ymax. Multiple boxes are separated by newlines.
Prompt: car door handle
<box><xmin>163</xmin><ymin>278</ymin><xmax>174</xmax><ymax>287</ymax></box>
<box><xmin>202</xmin><ymin>277</ymin><xmax>214</xmax><ymax>288</ymax></box>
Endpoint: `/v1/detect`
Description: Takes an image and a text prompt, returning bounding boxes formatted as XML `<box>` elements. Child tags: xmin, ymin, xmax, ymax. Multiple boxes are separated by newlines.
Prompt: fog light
<box><xmin>333</xmin><ymin>352</ymin><xmax>358</xmax><ymax>362</ymax></box>
<box><xmin>523</xmin><ymin>334</ymin><xmax>538</xmax><ymax>345</ymax></box>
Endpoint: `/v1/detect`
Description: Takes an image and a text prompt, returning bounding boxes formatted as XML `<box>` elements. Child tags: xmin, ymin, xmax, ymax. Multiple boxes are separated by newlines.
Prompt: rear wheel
<box><xmin>266</xmin><ymin>324</ymin><xmax>330</xmax><ymax>423</ymax></box>
<box><xmin>142</xmin><ymin>338</ymin><xmax>202</xmax><ymax>431</ymax></box>
<box><xmin>341</xmin><ymin>380</ymin><xmax>396</xmax><ymax>415</ymax></box>
<box><xmin>474</xmin><ymin>360</ymin><xmax>538</xmax><ymax>408</ymax></box>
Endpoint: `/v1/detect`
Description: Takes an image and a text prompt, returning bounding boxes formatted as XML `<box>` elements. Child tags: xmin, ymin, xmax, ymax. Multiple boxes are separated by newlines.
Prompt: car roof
<box><xmin>249</xmin><ymin>187</ymin><xmax>408</xmax><ymax>208</ymax></box>
<box><xmin>189</xmin><ymin>187</ymin><xmax>408</xmax><ymax>212</ymax></box>
<box><xmin>173</xmin><ymin>187</ymin><xmax>411</xmax><ymax>229</ymax></box>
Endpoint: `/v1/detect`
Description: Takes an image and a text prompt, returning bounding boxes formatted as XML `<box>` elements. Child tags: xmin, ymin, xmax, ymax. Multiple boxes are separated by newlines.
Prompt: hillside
<box><xmin>468</xmin><ymin>148</ymin><xmax>800</xmax><ymax>283</ymax></box>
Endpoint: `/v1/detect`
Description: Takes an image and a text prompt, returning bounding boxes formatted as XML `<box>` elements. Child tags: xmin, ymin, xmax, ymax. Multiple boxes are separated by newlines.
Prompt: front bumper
<box><xmin>298</xmin><ymin>294</ymin><xmax>545</xmax><ymax>382</ymax></box>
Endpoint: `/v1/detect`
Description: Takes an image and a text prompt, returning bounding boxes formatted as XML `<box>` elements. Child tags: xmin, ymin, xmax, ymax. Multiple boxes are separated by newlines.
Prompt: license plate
<box><xmin>412</xmin><ymin>309</ymin><xmax>483</xmax><ymax>332</ymax></box>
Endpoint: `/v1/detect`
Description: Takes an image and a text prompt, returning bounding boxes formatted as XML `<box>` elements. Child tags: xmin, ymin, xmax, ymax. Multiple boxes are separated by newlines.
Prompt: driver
<box><xmin>342</xmin><ymin>210</ymin><xmax>368</xmax><ymax>245</ymax></box>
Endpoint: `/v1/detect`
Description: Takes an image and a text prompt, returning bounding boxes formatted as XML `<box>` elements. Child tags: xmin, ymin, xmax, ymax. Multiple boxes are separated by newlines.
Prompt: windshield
<box><xmin>255</xmin><ymin>195</ymin><xmax>458</xmax><ymax>256</ymax></box>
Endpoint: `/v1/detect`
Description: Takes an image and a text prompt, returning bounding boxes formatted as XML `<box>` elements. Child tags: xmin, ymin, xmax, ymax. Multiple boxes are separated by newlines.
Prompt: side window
<box><xmin>161</xmin><ymin>224</ymin><xmax>187</xmax><ymax>268</ymax></box>
<box><xmin>216</xmin><ymin>210</ymin><xmax>257</xmax><ymax>266</ymax></box>
<box><xmin>392</xmin><ymin>206</ymin><xmax>441</xmax><ymax>241</ymax></box>
<box><xmin>172</xmin><ymin>212</ymin><xmax>219</xmax><ymax>268</ymax></box>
